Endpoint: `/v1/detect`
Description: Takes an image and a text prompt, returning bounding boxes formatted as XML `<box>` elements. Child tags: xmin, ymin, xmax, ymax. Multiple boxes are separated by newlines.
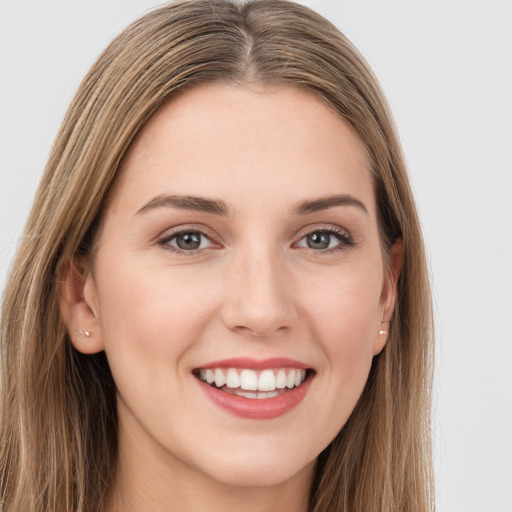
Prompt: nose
<box><xmin>221</xmin><ymin>248</ymin><xmax>298</xmax><ymax>337</ymax></box>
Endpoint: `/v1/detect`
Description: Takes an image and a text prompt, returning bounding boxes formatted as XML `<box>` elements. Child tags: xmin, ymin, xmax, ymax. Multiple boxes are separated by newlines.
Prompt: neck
<box><xmin>106</xmin><ymin>458</ymin><xmax>313</xmax><ymax>512</ymax></box>
<box><xmin>106</xmin><ymin>473</ymin><xmax>313</xmax><ymax>512</ymax></box>
<box><xmin>104</xmin><ymin>411</ymin><xmax>314</xmax><ymax>512</ymax></box>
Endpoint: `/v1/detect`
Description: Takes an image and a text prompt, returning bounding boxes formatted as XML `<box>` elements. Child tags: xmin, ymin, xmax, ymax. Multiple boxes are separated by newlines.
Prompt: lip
<box><xmin>194</xmin><ymin>357</ymin><xmax>314</xmax><ymax>420</ymax></box>
<box><xmin>196</xmin><ymin>357</ymin><xmax>310</xmax><ymax>370</ymax></box>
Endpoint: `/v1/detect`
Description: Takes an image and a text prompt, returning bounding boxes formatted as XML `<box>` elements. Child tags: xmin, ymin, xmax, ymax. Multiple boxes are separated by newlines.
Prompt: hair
<box><xmin>0</xmin><ymin>1</ymin><xmax>434</xmax><ymax>511</ymax></box>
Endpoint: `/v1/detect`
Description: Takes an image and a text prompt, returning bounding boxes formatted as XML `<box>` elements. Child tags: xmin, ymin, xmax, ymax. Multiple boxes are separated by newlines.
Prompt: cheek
<box><xmin>94</xmin><ymin>259</ymin><xmax>217</xmax><ymax>379</ymax></box>
<box><xmin>300</xmin><ymin>262</ymin><xmax>382</xmax><ymax>379</ymax></box>
<box><xmin>283</xmin><ymin>264</ymin><xmax>384</xmax><ymax>454</ymax></box>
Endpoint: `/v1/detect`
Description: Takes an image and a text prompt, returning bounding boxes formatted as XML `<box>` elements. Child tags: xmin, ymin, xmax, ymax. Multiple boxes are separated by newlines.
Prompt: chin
<box><xmin>201</xmin><ymin>455</ymin><xmax>316</xmax><ymax>489</ymax></box>
<box><xmin>185</xmin><ymin>436</ymin><xmax>317</xmax><ymax>489</ymax></box>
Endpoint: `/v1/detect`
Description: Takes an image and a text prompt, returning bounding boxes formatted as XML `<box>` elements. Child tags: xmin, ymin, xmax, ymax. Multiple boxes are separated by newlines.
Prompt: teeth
<box><xmin>240</xmin><ymin>369</ymin><xmax>258</xmax><ymax>391</ymax></box>
<box><xmin>197</xmin><ymin>367</ymin><xmax>307</xmax><ymax>392</ymax></box>
<box><xmin>205</xmin><ymin>369</ymin><xmax>215</xmax><ymax>384</ymax></box>
<box><xmin>276</xmin><ymin>369</ymin><xmax>287</xmax><ymax>389</ymax></box>
<box><xmin>286</xmin><ymin>370</ymin><xmax>295</xmax><ymax>389</ymax></box>
<box><xmin>235</xmin><ymin>389</ymin><xmax>280</xmax><ymax>399</ymax></box>
<box><xmin>258</xmin><ymin>369</ymin><xmax>275</xmax><ymax>391</ymax></box>
<box><xmin>226</xmin><ymin>368</ymin><xmax>240</xmax><ymax>388</ymax></box>
<box><xmin>214</xmin><ymin>368</ymin><xmax>226</xmax><ymax>387</ymax></box>
<box><xmin>295</xmin><ymin>370</ymin><xmax>305</xmax><ymax>387</ymax></box>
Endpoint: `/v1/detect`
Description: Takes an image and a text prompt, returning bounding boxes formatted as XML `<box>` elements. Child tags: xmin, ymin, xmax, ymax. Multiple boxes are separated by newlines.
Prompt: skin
<box><xmin>61</xmin><ymin>83</ymin><xmax>401</xmax><ymax>512</ymax></box>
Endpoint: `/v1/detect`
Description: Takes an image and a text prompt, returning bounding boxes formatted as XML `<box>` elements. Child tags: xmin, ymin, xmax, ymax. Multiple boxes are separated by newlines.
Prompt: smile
<box><xmin>193</xmin><ymin>358</ymin><xmax>314</xmax><ymax>419</ymax></box>
<box><xmin>195</xmin><ymin>367</ymin><xmax>308</xmax><ymax>399</ymax></box>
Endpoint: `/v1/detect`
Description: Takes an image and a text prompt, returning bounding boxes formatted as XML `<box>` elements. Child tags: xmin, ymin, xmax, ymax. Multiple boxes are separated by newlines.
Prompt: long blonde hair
<box><xmin>0</xmin><ymin>1</ymin><xmax>434</xmax><ymax>510</ymax></box>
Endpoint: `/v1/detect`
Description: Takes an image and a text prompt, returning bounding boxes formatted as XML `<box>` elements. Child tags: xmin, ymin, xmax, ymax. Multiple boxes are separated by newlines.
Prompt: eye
<box><xmin>158</xmin><ymin>229</ymin><xmax>215</xmax><ymax>253</ymax></box>
<box><xmin>295</xmin><ymin>228</ymin><xmax>352</xmax><ymax>252</ymax></box>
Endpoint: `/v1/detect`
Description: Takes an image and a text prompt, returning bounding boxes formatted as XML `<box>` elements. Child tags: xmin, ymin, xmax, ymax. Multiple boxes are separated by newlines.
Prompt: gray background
<box><xmin>1</xmin><ymin>1</ymin><xmax>511</xmax><ymax>510</ymax></box>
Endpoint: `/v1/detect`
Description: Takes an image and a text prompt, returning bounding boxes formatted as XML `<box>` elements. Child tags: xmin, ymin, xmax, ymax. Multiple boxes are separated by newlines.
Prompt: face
<box><xmin>64</xmin><ymin>84</ymin><xmax>400</xmax><ymax>493</ymax></box>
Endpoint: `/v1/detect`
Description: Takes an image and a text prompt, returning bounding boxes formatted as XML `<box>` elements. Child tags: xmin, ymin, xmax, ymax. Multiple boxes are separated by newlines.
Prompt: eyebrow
<box><xmin>136</xmin><ymin>194</ymin><xmax>230</xmax><ymax>216</ymax></box>
<box><xmin>136</xmin><ymin>193</ymin><xmax>368</xmax><ymax>217</ymax></box>
<box><xmin>292</xmin><ymin>194</ymin><xmax>368</xmax><ymax>215</ymax></box>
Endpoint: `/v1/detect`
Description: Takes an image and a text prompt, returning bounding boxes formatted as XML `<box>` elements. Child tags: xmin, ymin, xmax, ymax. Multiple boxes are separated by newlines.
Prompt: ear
<box><xmin>373</xmin><ymin>238</ymin><xmax>403</xmax><ymax>355</ymax></box>
<box><xmin>59</xmin><ymin>257</ymin><xmax>105</xmax><ymax>354</ymax></box>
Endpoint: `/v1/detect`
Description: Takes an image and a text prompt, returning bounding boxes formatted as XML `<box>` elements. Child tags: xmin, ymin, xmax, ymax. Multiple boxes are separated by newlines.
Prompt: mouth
<box><xmin>193</xmin><ymin>367</ymin><xmax>309</xmax><ymax>399</ymax></box>
<box><xmin>193</xmin><ymin>359</ymin><xmax>314</xmax><ymax>419</ymax></box>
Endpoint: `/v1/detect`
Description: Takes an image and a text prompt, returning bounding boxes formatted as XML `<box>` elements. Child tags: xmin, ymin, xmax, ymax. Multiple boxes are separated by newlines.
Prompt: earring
<box><xmin>75</xmin><ymin>330</ymin><xmax>91</xmax><ymax>339</ymax></box>
<box><xmin>379</xmin><ymin>317</ymin><xmax>391</xmax><ymax>336</ymax></box>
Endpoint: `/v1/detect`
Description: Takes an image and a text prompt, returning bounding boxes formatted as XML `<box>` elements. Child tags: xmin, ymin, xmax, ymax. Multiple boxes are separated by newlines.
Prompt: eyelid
<box><xmin>155</xmin><ymin>222</ymin><xmax>354</xmax><ymax>256</ymax></box>
<box><xmin>156</xmin><ymin>224</ymin><xmax>222</xmax><ymax>254</ymax></box>
<box><xmin>293</xmin><ymin>224</ymin><xmax>354</xmax><ymax>252</ymax></box>
<box><xmin>294</xmin><ymin>223</ymin><xmax>352</xmax><ymax>241</ymax></box>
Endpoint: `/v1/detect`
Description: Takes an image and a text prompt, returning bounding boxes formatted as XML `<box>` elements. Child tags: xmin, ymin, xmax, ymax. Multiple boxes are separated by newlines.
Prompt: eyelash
<box><xmin>295</xmin><ymin>225</ymin><xmax>354</xmax><ymax>253</ymax></box>
<box><xmin>157</xmin><ymin>226</ymin><xmax>219</xmax><ymax>256</ymax></box>
<box><xmin>157</xmin><ymin>225</ymin><xmax>354</xmax><ymax>256</ymax></box>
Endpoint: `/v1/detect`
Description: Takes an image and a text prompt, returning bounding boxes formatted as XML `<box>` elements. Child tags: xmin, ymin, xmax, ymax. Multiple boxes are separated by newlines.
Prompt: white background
<box><xmin>1</xmin><ymin>1</ymin><xmax>511</xmax><ymax>511</ymax></box>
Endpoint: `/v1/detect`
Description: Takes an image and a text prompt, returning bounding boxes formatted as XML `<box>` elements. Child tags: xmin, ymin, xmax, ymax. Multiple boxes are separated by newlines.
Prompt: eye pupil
<box><xmin>176</xmin><ymin>232</ymin><xmax>201</xmax><ymax>250</ymax></box>
<box><xmin>307</xmin><ymin>232</ymin><xmax>330</xmax><ymax>249</ymax></box>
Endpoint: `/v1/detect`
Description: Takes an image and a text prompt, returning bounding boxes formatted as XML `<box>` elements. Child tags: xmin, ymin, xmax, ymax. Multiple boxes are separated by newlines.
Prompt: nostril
<box><xmin>231</xmin><ymin>324</ymin><xmax>290</xmax><ymax>337</ymax></box>
<box><xmin>220</xmin><ymin>259</ymin><xmax>298</xmax><ymax>335</ymax></box>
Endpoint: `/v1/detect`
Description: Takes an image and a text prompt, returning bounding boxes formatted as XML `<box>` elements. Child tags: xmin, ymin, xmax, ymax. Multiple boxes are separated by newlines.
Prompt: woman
<box><xmin>0</xmin><ymin>0</ymin><xmax>434</xmax><ymax>511</ymax></box>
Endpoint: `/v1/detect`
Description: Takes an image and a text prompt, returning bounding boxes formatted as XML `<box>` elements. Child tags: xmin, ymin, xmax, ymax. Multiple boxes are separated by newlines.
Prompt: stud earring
<box><xmin>75</xmin><ymin>330</ymin><xmax>91</xmax><ymax>339</ymax></box>
<box><xmin>379</xmin><ymin>318</ymin><xmax>391</xmax><ymax>336</ymax></box>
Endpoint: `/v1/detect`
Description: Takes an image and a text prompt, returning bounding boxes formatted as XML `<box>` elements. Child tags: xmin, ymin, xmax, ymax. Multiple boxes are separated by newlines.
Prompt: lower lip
<box><xmin>196</xmin><ymin>375</ymin><xmax>313</xmax><ymax>420</ymax></box>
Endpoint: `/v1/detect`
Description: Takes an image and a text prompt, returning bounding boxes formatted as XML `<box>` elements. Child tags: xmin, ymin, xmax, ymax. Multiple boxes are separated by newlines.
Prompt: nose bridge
<box><xmin>222</xmin><ymin>240</ymin><xmax>296</xmax><ymax>336</ymax></box>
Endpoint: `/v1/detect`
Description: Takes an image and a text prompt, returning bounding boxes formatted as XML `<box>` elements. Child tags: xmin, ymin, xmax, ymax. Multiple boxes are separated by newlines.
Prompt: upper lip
<box><xmin>194</xmin><ymin>357</ymin><xmax>311</xmax><ymax>370</ymax></box>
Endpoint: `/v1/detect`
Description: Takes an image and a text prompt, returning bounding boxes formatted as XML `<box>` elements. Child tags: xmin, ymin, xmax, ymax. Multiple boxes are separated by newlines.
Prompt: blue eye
<box><xmin>159</xmin><ymin>230</ymin><xmax>214</xmax><ymax>252</ymax></box>
<box><xmin>296</xmin><ymin>229</ymin><xmax>351</xmax><ymax>251</ymax></box>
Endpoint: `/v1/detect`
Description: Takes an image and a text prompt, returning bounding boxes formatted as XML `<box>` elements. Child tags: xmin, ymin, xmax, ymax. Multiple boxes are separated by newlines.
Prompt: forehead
<box><xmin>110</xmin><ymin>83</ymin><xmax>375</xmax><ymax>217</ymax></box>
